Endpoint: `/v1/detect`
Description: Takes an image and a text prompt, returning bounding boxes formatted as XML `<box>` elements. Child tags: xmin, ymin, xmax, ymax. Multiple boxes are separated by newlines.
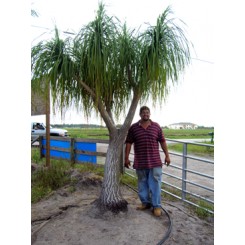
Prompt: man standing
<box><xmin>124</xmin><ymin>106</ymin><xmax>170</xmax><ymax>217</ymax></box>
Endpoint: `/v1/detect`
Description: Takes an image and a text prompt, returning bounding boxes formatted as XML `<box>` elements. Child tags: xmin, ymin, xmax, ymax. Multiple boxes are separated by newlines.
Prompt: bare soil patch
<box><xmin>31</xmin><ymin>170</ymin><xmax>214</xmax><ymax>245</ymax></box>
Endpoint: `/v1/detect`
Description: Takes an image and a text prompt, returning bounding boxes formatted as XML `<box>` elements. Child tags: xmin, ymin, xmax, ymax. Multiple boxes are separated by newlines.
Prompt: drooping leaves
<box><xmin>31</xmin><ymin>3</ymin><xmax>191</xmax><ymax>125</ymax></box>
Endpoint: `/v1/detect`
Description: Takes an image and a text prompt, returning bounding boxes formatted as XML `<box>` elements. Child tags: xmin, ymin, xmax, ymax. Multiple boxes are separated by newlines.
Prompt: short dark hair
<box><xmin>139</xmin><ymin>106</ymin><xmax>150</xmax><ymax>114</ymax></box>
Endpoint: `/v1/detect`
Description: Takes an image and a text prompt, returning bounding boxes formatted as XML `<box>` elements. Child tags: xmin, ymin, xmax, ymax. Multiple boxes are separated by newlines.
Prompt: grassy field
<box><xmin>65</xmin><ymin>127</ymin><xmax>214</xmax><ymax>140</ymax></box>
<box><xmin>167</xmin><ymin>141</ymin><xmax>214</xmax><ymax>157</ymax></box>
<box><xmin>63</xmin><ymin>127</ymin><xmax>214</xmax><ymax>157</ymax></box>
<box><xmin>162</xmin><ymin>128</ymin><xmax>214</xmax><ymax>139</ymax></box>
<box><xmin>65</xmin><ymin>128</ymin><xmax>109</xmax><ymax>139</ymax></box>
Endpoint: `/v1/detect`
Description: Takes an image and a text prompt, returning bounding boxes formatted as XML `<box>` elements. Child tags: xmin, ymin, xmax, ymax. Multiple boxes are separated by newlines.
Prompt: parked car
<box><xmin>31</xmin><ymin>122</ymin><xmax>68</xmax><ymax>141</ymax></box>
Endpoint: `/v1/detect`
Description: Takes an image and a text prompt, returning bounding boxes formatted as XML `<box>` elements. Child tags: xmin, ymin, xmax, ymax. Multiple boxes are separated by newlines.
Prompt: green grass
<box><xmin>194</xmin><ymin>200</ymin><xmax>214</xmax><ymax>218</ymax></box>
<box><xmin>65</xmin><ymin>128</ymin><xmax>214</xmax><ymax>141</ymax></box>
<box><xmin>31</xmin><ymin>160</ymin><xmax>71</xmax><ymax>203</ymax></box>
<box><xmin>168</xmin><ymin>141</ymin><xmax>214</xmax><ymax>157</ymax></box>
<box><xmin>31</xmin><ymin>146</ymin><xmax>106</xmax><ymax>203</ymax></box>
<box><xmin>31</xmin><ymin>147</ymin><xmax>43</xmax><ymax>164</ymax></box>
<box><xmin>66</xmin><ymin>128</ymin><xmax>109</xmax><ymax>139</ymax></box>
<box><xmin>160</xmin><ymin>186</ymin><xmax>214</xmax><ymax>218</ymax></box>
<box><xmin>161</xmin><ymin>185</ymin><xmax>183</xmax><ymax>201</ymax></box>
<box><xmin>163</xmin><ymin>128</ymin><xmax>213</xmax><ymax>139</ymax></box>
<box><xmin>121</xmin><ymin>172</ymin><xmax>138</xmax><ymax>188</ymax></box>
<box><xmin>73</xmin><ymin>162</ymin><xmax>104</xmax><ymax>177</ymax></box>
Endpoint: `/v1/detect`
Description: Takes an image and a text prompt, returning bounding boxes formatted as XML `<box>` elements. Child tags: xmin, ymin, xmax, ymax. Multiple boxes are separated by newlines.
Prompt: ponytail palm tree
<box><xmin>32</xmin><ymin>3</ymin><xmax>191</xmax><ymax>213</ymax></box>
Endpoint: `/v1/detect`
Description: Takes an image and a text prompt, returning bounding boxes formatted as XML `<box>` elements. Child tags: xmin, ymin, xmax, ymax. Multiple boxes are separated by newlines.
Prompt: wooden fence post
<box><xmin>39</xmin><ymin>136</ymin><xmax>43</xmax><ymax>159</ymax></box>
<box><xmin>70</xmin><ymin>138</ymin><xmax>75</xmax><ymax>165</ymax></box>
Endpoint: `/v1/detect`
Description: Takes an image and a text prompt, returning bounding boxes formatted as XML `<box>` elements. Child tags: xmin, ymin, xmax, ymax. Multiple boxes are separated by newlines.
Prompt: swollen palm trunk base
<box><xmin>95</xmin><ymin>197</ymin><xmax>128</xmax><ymax>213</ymax></box>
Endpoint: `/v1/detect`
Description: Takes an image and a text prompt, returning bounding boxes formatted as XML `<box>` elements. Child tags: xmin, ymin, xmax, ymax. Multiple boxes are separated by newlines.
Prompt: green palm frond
<box><xmin>31</xmin><ymin>3</ymin><xmax>191</xmax><ymax>125</ymax></box>
<box><xmin>138</xmin><ymin>6</ymin><xmax>191</xmax><ymax>103</ymax></box>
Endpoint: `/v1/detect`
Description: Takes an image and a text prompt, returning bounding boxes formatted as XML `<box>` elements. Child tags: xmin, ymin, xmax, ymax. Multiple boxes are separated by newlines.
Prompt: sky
<box><xmin>31</xmin><ymin>0</ymin><xmax>215</xmax><ymax>127</ymax></box>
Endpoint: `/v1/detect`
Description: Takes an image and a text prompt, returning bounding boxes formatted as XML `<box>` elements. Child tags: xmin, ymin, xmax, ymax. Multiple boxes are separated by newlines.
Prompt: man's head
<box><xmin>139</xmin><ymin>106</ymin><xmax>151</xmax><ymax>121</ymax></box>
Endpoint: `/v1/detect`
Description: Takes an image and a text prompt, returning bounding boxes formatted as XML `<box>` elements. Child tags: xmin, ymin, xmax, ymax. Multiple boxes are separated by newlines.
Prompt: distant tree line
<box><xmin>51</xmin><ymin>124</ymin><xmax>107</xmax><ymax>128</ymax></box>
<box><xmin>53</xmin><ymin>123</ymin><xmax>213</xmax><ymax>130</ymax></box>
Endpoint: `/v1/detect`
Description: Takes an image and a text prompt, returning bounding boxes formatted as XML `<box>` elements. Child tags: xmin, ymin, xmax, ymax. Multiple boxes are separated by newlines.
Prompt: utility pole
<box><xmin>45</xmin><ymin>81</ymin><xmax>50</xmax><ymax>167</ymax></box>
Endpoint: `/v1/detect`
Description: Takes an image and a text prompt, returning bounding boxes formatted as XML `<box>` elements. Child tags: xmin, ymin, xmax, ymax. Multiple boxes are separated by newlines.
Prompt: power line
<box><xmin>31</xmin><ymin>25</ymin><xmax>51</xmax><ymax>30</ymax></box>
<box><xmin>31</xmin><ymin>25</ymin><xmax>77</xmax><ymax>44</ymax></box>
<box><xmin>31</xmin><ymin>25</ymin><xmax>77</xmax><ymax>35</ymax></box>
<box><xmin>32</xmin><ymin>31</ymin><xmax>49</xmax><ymax>43</ymax></box>
<box><xmin>191</xmin><ymin>57</ymin><xmax>214</xmax><ymax>64</ymax></box>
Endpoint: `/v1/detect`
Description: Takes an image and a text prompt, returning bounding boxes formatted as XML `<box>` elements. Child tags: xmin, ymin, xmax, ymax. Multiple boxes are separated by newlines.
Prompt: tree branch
<box><xmin>121</xmin><ymin>89</ymin><xmax>141</xmax><ymax>134</ymax></box>
<box><xmin>78</xmin><ymin>80</ymin><xmax>116</xmax><ymax>132</ymax></box>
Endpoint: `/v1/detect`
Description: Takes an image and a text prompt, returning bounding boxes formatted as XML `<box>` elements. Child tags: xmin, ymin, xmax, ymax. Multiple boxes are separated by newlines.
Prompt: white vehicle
<box><xmin>31</xmin><ymin>122</ymin><xmax>68</xmax><ymax>141</ymax></box>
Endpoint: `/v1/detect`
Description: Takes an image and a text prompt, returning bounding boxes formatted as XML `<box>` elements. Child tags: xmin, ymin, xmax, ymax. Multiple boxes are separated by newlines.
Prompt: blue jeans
<box><xmin>136</xmin><ymin>167</ymin><xmax>162</xmax><ymax>208</ymax></box>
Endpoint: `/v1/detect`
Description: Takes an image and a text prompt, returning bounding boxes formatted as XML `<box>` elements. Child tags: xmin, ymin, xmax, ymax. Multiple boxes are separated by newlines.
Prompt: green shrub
<box><xmin>32</xmin><ymin>186</ymin><xmax>52</xmax><ymax>203</ymax></box>
<box><xmin>194</xmin><ymin>200</ymin><xmax>214</xmax><ymax>218</ymax></box>
<box><xmin>74</xmin><ymin>162</ymin><xmax>104</xmax><ymax>176</ymax></box>
<box><xmin>120</xmin><ymin>172</ymin><xmax>138</xmax><ymax>188</ymax></box>
<box><xmin>31</xmin><ymin>148</ymin><xmax>42</xmax><ymax>163</ymax></box>
<box><xmin>31</xmin><ymin>161</ymin><xmax>71</xmax><ymax>203</ymax></box>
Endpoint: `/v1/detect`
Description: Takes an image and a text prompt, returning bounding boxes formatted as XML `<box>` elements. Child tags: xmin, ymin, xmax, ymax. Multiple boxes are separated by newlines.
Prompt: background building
<box><xmin>168</xmin><ymin>122</ymin><xmax>198</xmax><ymax>129</ymax></box>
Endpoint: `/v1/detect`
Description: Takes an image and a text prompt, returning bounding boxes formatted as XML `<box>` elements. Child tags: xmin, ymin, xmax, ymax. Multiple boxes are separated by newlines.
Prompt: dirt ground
<box><xmin>31</xmin><ymin>169</ymin><xmax>214</xmax><ymax>245</ymax></box>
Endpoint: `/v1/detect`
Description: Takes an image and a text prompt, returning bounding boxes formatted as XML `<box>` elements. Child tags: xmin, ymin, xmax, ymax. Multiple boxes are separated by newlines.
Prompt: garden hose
<box><xmin>122</xmin><ymin>182</ymin><xmax>172</xmax><ymax>245</ymax></box>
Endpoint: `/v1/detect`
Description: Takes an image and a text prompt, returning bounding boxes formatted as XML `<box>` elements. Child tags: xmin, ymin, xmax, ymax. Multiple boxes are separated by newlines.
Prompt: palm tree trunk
<box><xmin>96</xmin><ymin>129</ymin><xmax>128</xmax><ymax>213</ymax></box>
<box><xmin>95</xmin><ymin>92</ymin><xmax>140</xmax><ymax>213</ymax></box>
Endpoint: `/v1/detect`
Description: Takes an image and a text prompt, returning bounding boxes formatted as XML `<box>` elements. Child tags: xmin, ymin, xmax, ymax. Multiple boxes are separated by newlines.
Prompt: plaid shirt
<box><xmin>125</xmin><ymin>120</ymin><xmax>166</xmax><ymax>169</ymax></box>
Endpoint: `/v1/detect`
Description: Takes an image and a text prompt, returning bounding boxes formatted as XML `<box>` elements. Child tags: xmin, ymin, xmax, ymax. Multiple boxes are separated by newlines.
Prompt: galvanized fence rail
<box><xmin>125</xmin><ymin>139</ymin><xmax>214</xmax><ymax>214</ymax></box>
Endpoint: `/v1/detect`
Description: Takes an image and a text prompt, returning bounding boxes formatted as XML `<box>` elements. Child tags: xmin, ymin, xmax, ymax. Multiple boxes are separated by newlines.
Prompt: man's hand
<box><xmin>124</xmin><ymin>159</ymin><xmax>131</xmax><ymax>168</ymax></box>
<box><xmin>165</xmin><ymin>156</ymin><xmax>171</xmax><ymax>166</ymax></box>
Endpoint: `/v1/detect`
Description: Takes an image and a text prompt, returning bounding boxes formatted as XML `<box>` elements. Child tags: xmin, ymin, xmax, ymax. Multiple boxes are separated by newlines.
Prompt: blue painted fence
<box><xmin>74</xmin><ymin>141</ymin><xmax>97</xmax><ymax>163</ymax></box>
<box><xmin>42</xmin><ymin>138</ymin><xmax>71</xmax><ymax>161</ymax></box>
<box><xmin>40</xmin><ymin>137</ymin><xmax>108</xmax><ymax>164</ymax></box>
